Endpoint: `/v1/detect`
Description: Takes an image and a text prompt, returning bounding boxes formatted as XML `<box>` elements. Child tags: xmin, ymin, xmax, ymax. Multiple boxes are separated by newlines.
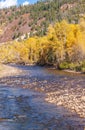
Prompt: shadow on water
<box><xmin>0</xmin><ymin>65</ymin><xmax>85</xmax><ymax>130</ymax></box>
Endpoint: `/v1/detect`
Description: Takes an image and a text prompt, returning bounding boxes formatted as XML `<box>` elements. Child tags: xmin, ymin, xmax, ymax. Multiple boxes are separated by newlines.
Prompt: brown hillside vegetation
<box><xmin>0</xmin><ymin>0</ymin><xmax>85</xmax><ymax>43</ymax></box>
<box><xmin>0</xmin><ymin>12</ymin><xmax>31</xmax><ymax>43</ymax></box>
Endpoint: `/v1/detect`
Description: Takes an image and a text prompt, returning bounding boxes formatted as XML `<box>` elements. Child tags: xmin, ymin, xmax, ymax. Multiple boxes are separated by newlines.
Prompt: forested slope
<box><xmin>0</xmin><ymin>0</ymin><xmax>85</xmax><ymax>42</ymax></box>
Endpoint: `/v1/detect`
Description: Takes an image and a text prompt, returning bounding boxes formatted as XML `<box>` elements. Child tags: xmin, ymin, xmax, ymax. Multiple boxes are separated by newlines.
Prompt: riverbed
<box><xmin>0</xmin><ymin>65</ymin><xmax>85</xmax><ymax>130</ymax></box>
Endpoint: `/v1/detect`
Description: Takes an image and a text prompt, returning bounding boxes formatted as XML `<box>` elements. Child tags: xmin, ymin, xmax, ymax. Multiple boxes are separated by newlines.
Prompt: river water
<box><xmin>0</xmin><ymin>65</ymin><xmax>85</xmax><ymax>130</ymax></box>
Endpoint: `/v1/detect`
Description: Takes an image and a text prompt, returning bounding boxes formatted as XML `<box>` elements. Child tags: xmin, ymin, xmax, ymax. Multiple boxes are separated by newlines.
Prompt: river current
<box><xmin>0</xmin><ymin>65</ymin><xmax>85</xmax><ymax>130</ymax></box>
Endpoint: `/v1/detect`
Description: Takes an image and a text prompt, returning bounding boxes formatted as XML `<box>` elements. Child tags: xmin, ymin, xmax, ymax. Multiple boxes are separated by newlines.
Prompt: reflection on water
<box><xmin>0</xmin><ymin>65</ymin><xmax>85</xmax><ymax>130</ymax></box>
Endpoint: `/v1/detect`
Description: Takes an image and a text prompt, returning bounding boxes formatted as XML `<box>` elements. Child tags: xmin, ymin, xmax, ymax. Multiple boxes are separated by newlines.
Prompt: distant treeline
<box><xmin>0</xmin><ymin>20</ymin><xmax>85</xmax><ymax>71</ymax></box>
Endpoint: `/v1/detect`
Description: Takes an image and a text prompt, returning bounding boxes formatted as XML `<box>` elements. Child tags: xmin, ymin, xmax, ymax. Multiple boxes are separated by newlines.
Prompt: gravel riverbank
<box><xmin>0</xmin><ymin>64</ymin><xmax>22</xmax><ymax>78</ymax></box>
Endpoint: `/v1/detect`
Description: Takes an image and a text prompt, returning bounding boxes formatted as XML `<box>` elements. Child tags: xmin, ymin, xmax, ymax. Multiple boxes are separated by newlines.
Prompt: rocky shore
<box><xmin>46</xmin><ymin>87</ymin><xmax>85</xmax><ymax>118</ymax></box>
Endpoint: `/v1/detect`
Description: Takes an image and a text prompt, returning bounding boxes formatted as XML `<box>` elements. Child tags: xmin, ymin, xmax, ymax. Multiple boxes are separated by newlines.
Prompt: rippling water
<box><xmin>0</xmin><ymin>65</ymin><xmax>85</xmax><ymax>130</ymax></box>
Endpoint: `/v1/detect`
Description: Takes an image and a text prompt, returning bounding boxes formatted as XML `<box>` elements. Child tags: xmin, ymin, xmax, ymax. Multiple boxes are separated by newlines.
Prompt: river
<box><xmin>0</xmin><ymin>65</ymin><xmax>85</xmax><ymax>130</ymax></box>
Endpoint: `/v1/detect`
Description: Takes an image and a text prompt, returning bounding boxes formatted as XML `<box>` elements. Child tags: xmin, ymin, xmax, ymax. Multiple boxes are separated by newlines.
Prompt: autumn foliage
<box><xmin>0</xmin><ymin>20</ymin><xmax>85</xmax><ymax>71</ymax></box>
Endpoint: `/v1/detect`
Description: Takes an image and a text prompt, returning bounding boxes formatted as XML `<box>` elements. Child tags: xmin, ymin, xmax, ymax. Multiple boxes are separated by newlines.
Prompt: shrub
<box><xmin>59</xmin><ymin>62</ymin><xmax>69</xmax><ymax>70</ymax></box>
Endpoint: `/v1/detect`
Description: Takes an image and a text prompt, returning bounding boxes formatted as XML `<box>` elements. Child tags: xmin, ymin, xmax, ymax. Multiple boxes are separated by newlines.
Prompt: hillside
<box><xmin>0</xmin><ymin>0</ymin><xmax>85</xmax><ymax>43</ymax></box>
